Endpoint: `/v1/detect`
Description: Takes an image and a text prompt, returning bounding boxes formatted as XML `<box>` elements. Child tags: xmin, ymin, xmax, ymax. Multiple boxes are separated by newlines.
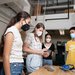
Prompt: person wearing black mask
<box><xmin>1</xmin><ymin>11</ymin><xmax>31</xmax><ymax>75</ymax></box>
<box><xmin>21</xmin><ymin>21</ymin><xmax>30</xmax><ymax>31</ymax></box>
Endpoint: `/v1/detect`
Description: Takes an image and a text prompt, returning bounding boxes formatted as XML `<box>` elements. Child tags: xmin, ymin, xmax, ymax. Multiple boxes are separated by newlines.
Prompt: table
<box><xmin>29</xmin><ymin>66</ymin><xmax>75</xmax><ymax>75</ymax></box>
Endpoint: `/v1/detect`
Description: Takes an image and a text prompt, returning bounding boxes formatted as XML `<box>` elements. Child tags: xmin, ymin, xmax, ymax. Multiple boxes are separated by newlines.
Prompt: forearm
<box><xmin>3</xmin><ymin>56</ymin><xmax>11</xmax><ymax>75</ymax></box>
<box><xmin>23</xmin><ymin>47</ymin><xmax>42</xmax><ymax>55</ymax></box>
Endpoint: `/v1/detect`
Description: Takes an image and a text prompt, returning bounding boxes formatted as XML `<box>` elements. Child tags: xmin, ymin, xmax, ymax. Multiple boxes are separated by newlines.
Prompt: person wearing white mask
<box><xmin>23</xmin><ymin>23</ymin><xmax>47</xmax><ymax>73</ymax></box>
<box><xmin>66</xmin><ymin>27</ymin><xmax>75</xmax><ymax>67</ymax></box>
<box><xmin>42</xmin><ymin>33</ymin><xmax>55</xmax><ymax>65</ymax></box>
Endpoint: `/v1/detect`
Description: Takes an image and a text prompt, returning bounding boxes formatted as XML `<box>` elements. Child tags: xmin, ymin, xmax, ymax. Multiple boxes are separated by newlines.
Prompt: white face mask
<box><xmin>46</xmin><ymin>38</ymin><xmax>51</xmax><ymax>43</ymax></box>
<box><xmin>36</xmin><ymin>31</ymin><xmax>42</xmax><ymax>36</ymax></box>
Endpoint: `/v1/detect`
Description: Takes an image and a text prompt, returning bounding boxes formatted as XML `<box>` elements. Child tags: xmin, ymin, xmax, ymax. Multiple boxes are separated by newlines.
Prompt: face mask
<box><xmin>36</xmin><ymin>31</ymin><xmax>42</xmax><ymax>36</ymax></box>
<box><xmin>21</xmin><ymin>24</ymin><xmax>30</xmax><ymax>31</ymax></box>
<box><xmin>46</xmin><ymin>38</ymin><xmax>51</xmax><ymax>43</ymax></box>
<box><xmin>70</xmin><ymin>33</ymin><xmax>75</xmax><ymax>39</ymax></box>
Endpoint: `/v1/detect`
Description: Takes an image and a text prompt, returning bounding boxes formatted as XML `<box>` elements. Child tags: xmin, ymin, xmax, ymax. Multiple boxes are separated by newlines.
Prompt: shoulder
<box><xmin>8</xmin><ymin>26</ymin><xmax>16</xmax><ymax>30</ymax></box>
<box><xmin>51</xmin><ymin>43</ymin><xmax>55</xmax><ymax>46</ymax></box>
<box><xmin>51</xmin><ymin>43</ymin><xmax>55</xmax><ymax>49</ymax></box>
<box><xmin>24</xmin><ymin>33</ymin><xmax>34</xmax><ymax>43</ymax></box>
<box><xmin>5</xmin><ymin>26</ymin><xmax>15</xmax><ymax>35</ymax></box>
<box><xmin>66</xmin><ymin>40</ymin><xmax>72</xmax><ymax>44</ymax></box>
<box><xmin>26</xmin><ymin>33</ymin><xmax>34</xmax><ymax>37</ymax></box>
<box><xmin>5</xmin><ymin>26</ymin><xmax>16</xmax><ymax>32</ymax></box>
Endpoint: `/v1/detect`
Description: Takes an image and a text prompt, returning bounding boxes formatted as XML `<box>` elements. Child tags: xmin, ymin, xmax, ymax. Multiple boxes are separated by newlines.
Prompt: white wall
<box><xmin>23</xmin><ymin>0</ymin><xmax>31</xmax><ymax>13</ymax></box>
<box><xmin>31</xmin><ymin>13</ymin><xmax>75</xmax><ymax>30</ymax></box>
<box><xmin>0</xmin><ymin>4</ymin><xmax>16</xmax><ymax>42</ymax></box>
<box><xmin>0</xmin><ymin>11</ymin><xmax>9</xmax><ymax>42</ymax></box>
<box><xmin>0</xmin><ymin>20</ymin><xmax>7</xmax><ymax>42</ymax></box>
<box><xmin>0</xmin><ymin>0</ymin><xmax>17</xmax><ymax>4</ymax></box>
<box><xmin>23</xmin><ymin>6</ymin><xmax>30</xmax><ymax>14</ymax></box>
<box><xmin>14</xmin><ymin>0</ymin><xmax>31</xmax><ymax>13</ymax></box>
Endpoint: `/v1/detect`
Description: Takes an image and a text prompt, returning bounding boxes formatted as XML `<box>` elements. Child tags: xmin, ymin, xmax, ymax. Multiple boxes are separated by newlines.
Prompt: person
<box><xmin>66</xmin><ymin>27</ymin><xmax>75</xmax><ymax>67</ymax></box>
<box><xmin>23</xmin><ymin>23</ymin><xmax>47</xmax><ymax>73</ymax></box>
<box><xmin>42</xmin><ymin>33</ymin><xmax>55</xmax><ymax>65</ymax></box>
<box><xmin>1</xmin><ymin>11</ymin><xmax>31</xmax><ymax>75</ymax></box>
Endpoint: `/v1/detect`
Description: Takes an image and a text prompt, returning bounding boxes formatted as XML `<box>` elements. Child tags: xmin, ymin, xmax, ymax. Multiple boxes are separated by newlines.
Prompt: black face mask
<box><xmin>21</xmin><ymin>24</ymin><xmax>30</xmax><ymax>31</ymax></box>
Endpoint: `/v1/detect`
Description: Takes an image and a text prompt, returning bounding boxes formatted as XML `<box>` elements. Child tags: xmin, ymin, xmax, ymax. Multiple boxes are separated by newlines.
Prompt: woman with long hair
<box><xmin>42</xmin><ymin>33</ymin><xmax>55</xmax><ymax>65</ymax></box>
<box><xmin>1</xmin><ymin>11</ymin><xmax>31</xmax><ymax>75</ymax></box>
<box><xmin>23</xmin><ymin>23</ymin><xmax>47</xmax><ymax>73</ymax></box>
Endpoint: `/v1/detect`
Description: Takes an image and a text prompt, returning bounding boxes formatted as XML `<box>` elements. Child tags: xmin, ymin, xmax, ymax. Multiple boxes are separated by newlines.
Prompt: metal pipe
<box><xmin>45</xmin><ymin>0</ymin><xmax>70</xmax><ymax>21</ymax></box>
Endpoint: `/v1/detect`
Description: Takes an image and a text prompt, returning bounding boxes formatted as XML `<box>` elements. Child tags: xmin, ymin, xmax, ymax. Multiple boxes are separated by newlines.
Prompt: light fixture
<box><xmin>74</xmin><ymin>4</ymin><xmax>75</xmax><ymax>9</ymax></box>
<box><xmin>59</xmin><ymin>29</ymin><xmax>65</xmax><ymax>35</ymax></box>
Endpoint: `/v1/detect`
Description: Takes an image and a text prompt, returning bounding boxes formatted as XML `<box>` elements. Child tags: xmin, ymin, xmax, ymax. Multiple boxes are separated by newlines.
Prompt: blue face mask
<box><xmin>70</xmin><ymin>33</ymin><xmax>75</xmax><ymax>39</ymax></box>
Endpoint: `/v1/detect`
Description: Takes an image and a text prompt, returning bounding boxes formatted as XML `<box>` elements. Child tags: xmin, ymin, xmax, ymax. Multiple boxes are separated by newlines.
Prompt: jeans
<box><xmin>43</xmin><ymin>59</ymin><xmax>53</xmax><ymax>65</ymax></box>
<box><xmin>26</xmin><ymin>54</ymin><xmax>42</xmax><ymax>73</ymax></box>
<box><xmin>1</xmin><ymin>63</ymin><xmax>24</xmax><ymax>75</ymax></box>
<box><xmin>10</xmin><ymin>63</ymin><xmax>24</xmax><ymax>75</ymax></box>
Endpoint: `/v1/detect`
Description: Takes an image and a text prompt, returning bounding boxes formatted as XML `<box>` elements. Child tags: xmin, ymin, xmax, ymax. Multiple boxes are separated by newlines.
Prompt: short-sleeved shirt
<box><xmin>25</xmin><ymin>33</ymin><xmax>42</xmax><ymax>50</ymax></box>
<box><xmin>42</xmin><ymin>43</ymin><xmax>55</xmax><ymax>59</ymax></box>
<box><xmin>66</xmin><ymin>40</ymin><xmax>75</xmax><ymax>67</ymax></box>
<box><xmin>4</xmin><ymin>26</ymin><xmax>23</xmax><ymax>63</ymax></box>
<box><xmin>24</xmin><ymin>33</ymin><xmax>42</xmax><ymax>72</ymax></box>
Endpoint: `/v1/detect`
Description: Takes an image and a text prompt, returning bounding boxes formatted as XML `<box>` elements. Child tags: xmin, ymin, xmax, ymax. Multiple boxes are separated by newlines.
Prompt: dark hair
<box><xmin>69</xmin><ymin>27</ymin><xmax>75</xmax><ymax>31</ymax></box>
<box><xmin>45</xmin><ymin>33</ymin><xmax>51</xmax><ymax>38</ymax></box>
<box><xmin>0</xmin><ymin>11</ymin><xmax>30</xmax><ymax>54</ymax></box>
<box><xmin>33</xmin><ymin>23</ymin><xmax>45</xmax><ymax>32</ymax></box>
<box><xmin>35</xmin><ymin>23</ymin><xmax>45</xmax><ymax>30</ymax></box>
<box><xmin>7</xmin><ymin>11</ymin><xmax>30</xmax><ymax>30</ymax></box>
<box><xmin>45</xmin><ymin>33</ymin><xmax>51</xmax><ymax>42</ymax></box>
<box><xmin>33</xmin><ymin>23</ymin><xmax>45</xmax><ymax>42</ymax></box>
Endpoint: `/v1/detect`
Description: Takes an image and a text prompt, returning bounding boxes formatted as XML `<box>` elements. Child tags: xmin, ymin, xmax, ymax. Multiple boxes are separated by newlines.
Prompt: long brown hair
<box><xmin>0</xmin><ymin>11</ymin><xmax>30</xmax><ymax>54</ymax></box>
<box><xmin>32</xmin><ymin>23</ymin><xmax>45</xmax><ymax>42</ymax></box>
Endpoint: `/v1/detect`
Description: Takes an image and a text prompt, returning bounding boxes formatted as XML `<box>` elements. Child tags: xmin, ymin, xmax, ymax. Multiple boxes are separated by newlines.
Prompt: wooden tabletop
<box><xmin>29</xmin><ymin>66</ymin><xmax>75</xmax><ymax>75</ymax></box>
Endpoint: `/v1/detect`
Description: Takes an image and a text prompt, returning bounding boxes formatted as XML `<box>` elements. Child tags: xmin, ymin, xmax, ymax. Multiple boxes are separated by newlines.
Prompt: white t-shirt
<box><xmin>5</xmin><ymin>26</ymin><xmax>23</xmax><ymax>63</ymax></box>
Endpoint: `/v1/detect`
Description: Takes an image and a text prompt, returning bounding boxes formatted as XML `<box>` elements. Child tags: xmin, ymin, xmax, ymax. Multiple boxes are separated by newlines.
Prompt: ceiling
<box><xmin>47</xmin><ymin>30</ymin><xmax>70</xmax><ymax>39</ymax></box>
<box><xmin>28</xmin><ymin>0</ymin><xmax>74</xmax><ymax>15</ymax></box>
<box><xmin>28</xmin><ymin>0</ymin><xmax>73</xmax><ymax>6</ymax></box>
<box><xmin>0</xmin><ymin>0</ymin><xmax>14</xmax><ymax>4</ymax></box>
<box><xmin>0</xmin><ymin>0</ymin><xmax>72</xmax><ymax>37</ymax></box>
<box><xmin>0</xmin><ymin>0</ymin><xmax>31</xmax><ymax>19</ymax></box>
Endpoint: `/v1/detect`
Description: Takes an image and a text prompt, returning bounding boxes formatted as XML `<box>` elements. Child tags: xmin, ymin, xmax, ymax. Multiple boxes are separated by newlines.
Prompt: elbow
<box><xmin>3</xmin><ymin>53</ymin><xmax>9</xmax><ymax>62</ymax></box>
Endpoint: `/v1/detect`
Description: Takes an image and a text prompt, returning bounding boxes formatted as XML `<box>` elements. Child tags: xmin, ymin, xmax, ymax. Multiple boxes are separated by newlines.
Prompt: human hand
<box><xmin>39</xmin><ymin>48</ymin><xmax>47</xmax><ymax>55</ymax></box>
<box><xmin>43</xmin><ymin>51</ymin><xmax>49</xmax><ymax>57</ymax></box>
<box><xmin>42</xmin><ymin>48</ymin><xmax>48</xmax><ymax>52</ymax></box>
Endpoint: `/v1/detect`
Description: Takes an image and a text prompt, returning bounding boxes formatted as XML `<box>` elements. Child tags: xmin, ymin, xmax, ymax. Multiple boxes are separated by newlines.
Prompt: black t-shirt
<box><xmin>42</xmin><ymin>43</ymin><xmax>55</xmax><ymax>59</ymax></box>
